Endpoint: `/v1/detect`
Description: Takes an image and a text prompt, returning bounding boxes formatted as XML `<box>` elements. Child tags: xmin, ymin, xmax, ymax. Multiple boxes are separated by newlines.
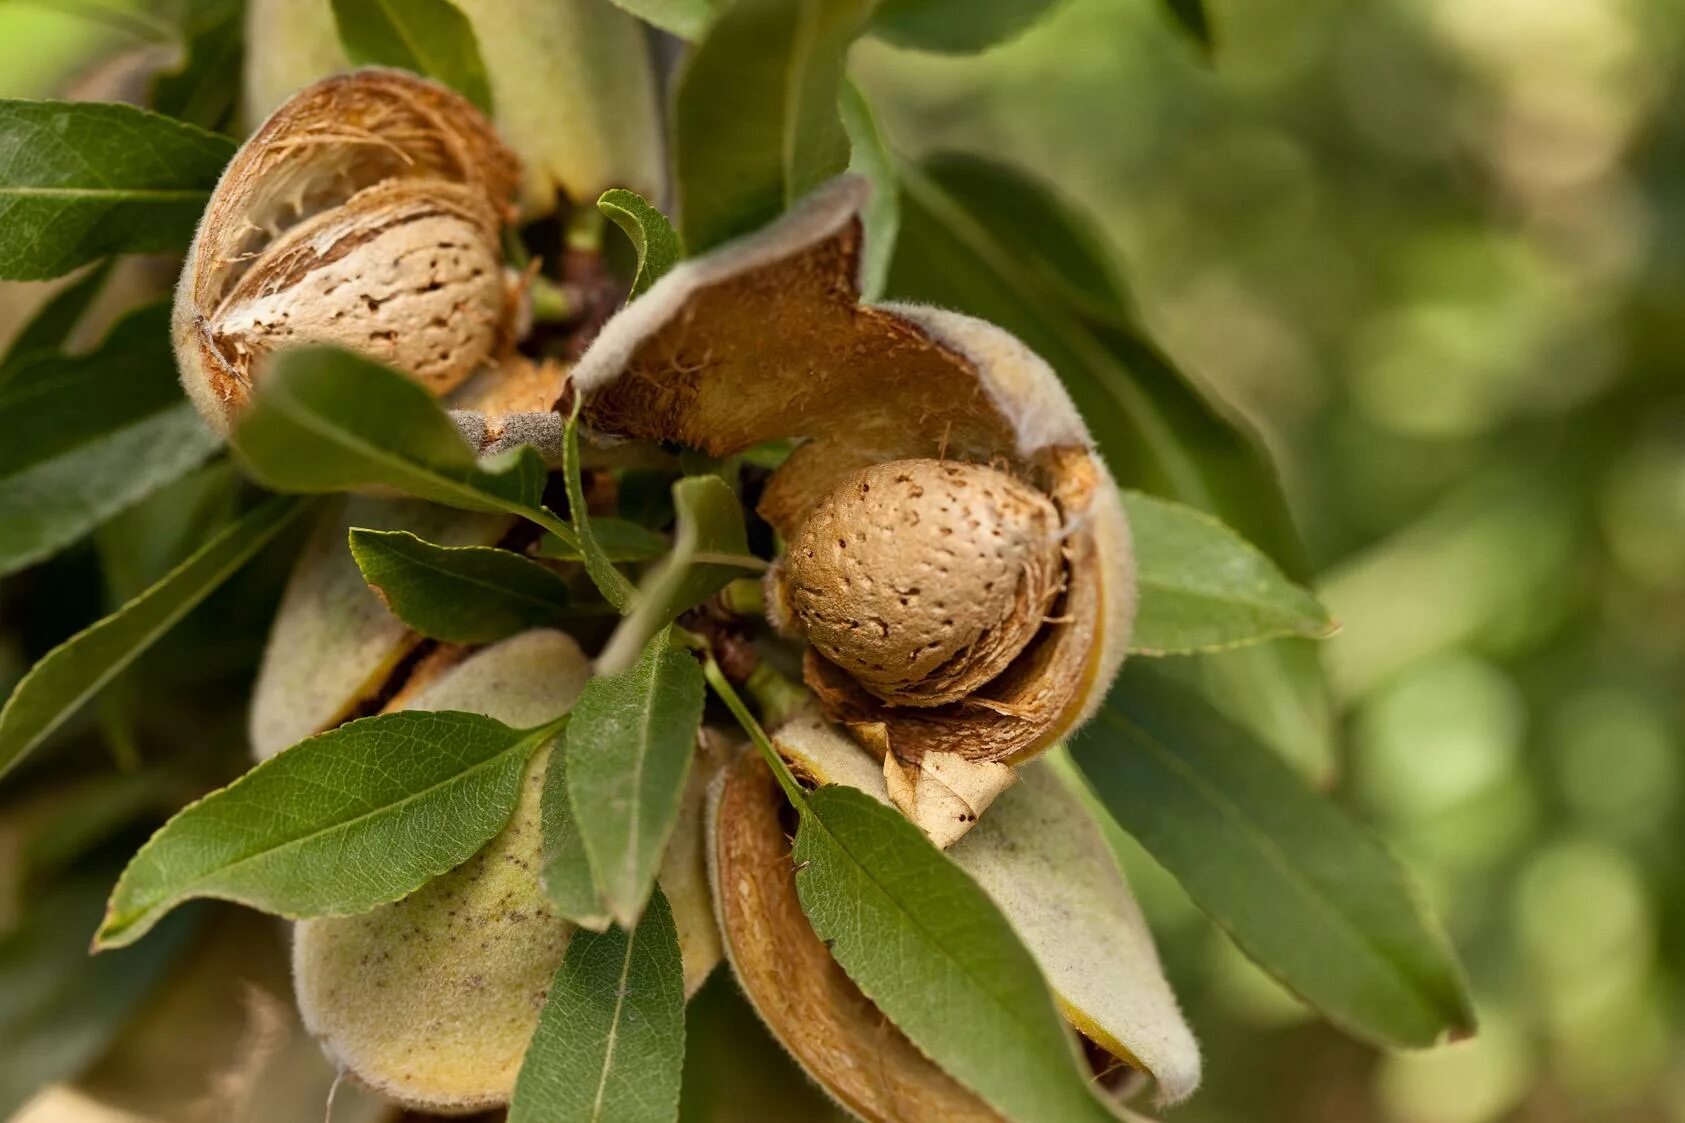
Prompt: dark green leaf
<box><xmin>231</xmin><ymin>345</ymin><xmax>562</xmax><ymax>531</ymax></box>
<box><xmin>839</xmin><ymin>81</ymin><xmax>898</xmax><ymax>302</ymax></box>
<box><xmin>538</xmin><ymin>518</ymin><xmax>667</xmax><ymax>563</ymax></box>
<box><xmin>601</xmin><ymin>0</ymin><xmax>716</xmax><ymax>38</ymax></box>
<box><xmin>330</xmin><ymin>0</ymin><xmax>493</xmax><ymax>112</ymax></box>
<box><xmin>672</xmin><ymin>0</ymin><xmax>872</xmax><ymax>252</ymax></box>
<box><xmin>595</xmin><ymin>475</ymin><xmax>757</xmax><ymax>675</ymax></box>
<box><xmin>566</xmin><ymin>632</ymin><xmax>704</xmax><ymax>928</ymax></box>
<box><xmin>509</xmin><ymin>888</ymin><xmax>685</xmax><ymax>1123</ymax></box>
<box><xmin>539</xmin><ymin>748</ymin><xmax>612</xmax><ymax>930</ymax></box>
<box><xmin>0</xmin><ymin>100</ymin><xmax>234</xmax><ymax>279</ymax></box>
<box><xmin>150</xmin><ymin>0</ymin><xmax>244</xmax><ymax>131</ymax></box>
<box><xmin>0</xmin><ymin>879</ymin><xmax>199</xmax><ymax>1118</ymax></box>
<box><xmin>1126</xmin><ymin>490</ymin><xmax>1332</xmax><ymax>654</ymax></box>
<box><xmin>792</xmin><ymin>785</ymin><xmax>1119</xmax><ymax>1122</ymax></box>
<box><xmin>0</xmin><ymin>302</ymin><xmax>223</xmax><ymax>575</ymax></box>
<box><xmin>349</xmin><ymin>528</ymin><xmax>582</xmax><ymax>643</ymax></box>
<box><xmin>1071</xmin><ymin>666</ymin><xmax>1476</xmax><ymax>1048</ymax></box>
<box><xmin>887</xmin><ymin>155</ymin><xmax>1334</xmax><ymax>777</ymax></box>
<box><xmin>0</xmin><ymin>258</ymin><xmax>111</xmax><ymax>378</ymax></box>
<box><xmin>869</xmin><ymin>0</ymin><xmax>1061</xmax><ymax>53</ymax></box>
<box><xmin>0</xmin><ymin>495</ymin><xmax>311</xmax><ymax>783</ymax></box>
<box><xmin>599</xmin><ymin>188</ymin><xmax>683</xmax><ymax>299</ymax></box>
<box><xmin>97</xmin><ymin>708</ymin><xmax>568</xmax><ymax>949</ymax></box>
<box><xmin>1161</xmin><ymin>0</ymin><xmax>1213</xmax><ymax>54</ymax></box>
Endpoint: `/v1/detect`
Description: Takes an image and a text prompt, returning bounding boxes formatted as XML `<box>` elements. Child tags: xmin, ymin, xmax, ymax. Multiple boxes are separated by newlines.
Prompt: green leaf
<box><xmin>231</xmin><ymin>345</ymin><xmax>566</xmax><ymax>534</ymax></box>
<box><xmin>329</xmin><ymin>0</ymin><xmax>493</xmax><ymax>112</ymax></box>
<box><xmin>839</xmin><ymin>81</ymin><xmax>898</xmax><ymax>302</ymax></box>
<box><xmin>566</xmin><ymin>631</ymin><xmax>704</xmax><ymax>928</ymax></box>
<box><xmin>599</xmin><ymin>188</ymin><xmax>684</xmax><ymax>299</ymax></box>
<box><xmin>0</xmin><ymin>878</ymin><xmax>199</xmax><ymax>1118</ymax></box>
<box><xmin>1071</xmin><ymin>666</ymin><xmax>1476</xmax><ymax>1048</ymax></box>
<box><xmin>97</xmin><ymin>708</ymin><xmax>568</xmax><ymax>949</ymax></box>
<box><xmin>150</xmin><ymin>0</ymin><xmax>244</xmax><ymax>131</ymax></box>
<box><xmin>792</xmin><ymin>785</ymin><xmax>1119</xmax><ymax>1123</ymax></box>
<box><xmin>0</xmin><ymin>100</ymin><xmax>234</xmax><ymax>279</ymax></box>
<box><xmin>562</xmin><ymin>405</ymin><xmax>637</xmax><ymax>611</ymax></box>
<box><xmin>601</xmin><ymin>0</ymin><xmax>717</xmax><ymax>38</ymax></box>
<box><xmin>869</xmin><ymin>0</ymin><xmax>1062</xmax><ymax>53</ymax></box>
<box><xmin>538</xmin><ymin>518</ymin><xmax>667</xmax><ymax>563</ymax></box>
<box><xmin>0</xmin><ymin>302</ymin><xmax>223</xmax><ymax>575</ymax></box>
<box><xmin>887</xmin><ymin>154</ymin><xmax>1335</xmax><ymax>778</ymax></box>
<box><xmin>672</xmin><ymin>0</ymin><xmax>873</xmax><ymax>252</ymax></box>
<box><xmin>1126</xmin><ymin>490</ymin><xmax>1332</xmax><ymax>654</ymax></box>
<box><xmin>508</xmin><ymin>887</ymin><xmax>685</xmax><ymax>1123</ymax></box>
<box><xmin>539</xmin><ymin>748</ymin><xmax>612</xmax><ymax>930</ymax></box>
<box><xmin>595</xmin><ymin>475</ymin><xmax>758</xmax><ymax>675</ymax></box>
<box><xmin>349</xmin><ymin>528</ymin><xmax>584</xmax><ymax>643</ymax></box>
<box><xmin>0</xmin><ymin>258</ymin><xmax>111</xmax><ymax>378</ymax></box>
<box><xmin>0</xmin><ymin>495</ymin><xmax>311</xmax><ymax>783</ymax></box>
<box><xmin>1161</xmin><ymin>0</ymin><xmax>1214</xmax><ymax>54</ymax></box>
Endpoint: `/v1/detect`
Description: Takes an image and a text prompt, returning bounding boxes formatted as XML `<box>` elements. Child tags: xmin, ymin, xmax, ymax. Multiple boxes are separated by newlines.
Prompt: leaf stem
<box><xmin>701</xmin><ymin>655</ymin><xmax>806</xmax><ymax>808</ymax></box>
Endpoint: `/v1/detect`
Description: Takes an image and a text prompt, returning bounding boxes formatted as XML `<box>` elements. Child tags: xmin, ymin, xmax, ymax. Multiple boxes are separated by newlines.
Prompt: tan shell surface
<box><xmin>573</xmin><ymin>177</ymin><xmax>1136</xmax><ymax>786</ymax></box>
<box><xmin>249</xmin><ymin>497</ymin><xmax>510</xmax><ymax>762</ymax></box>
<box><xmin>772</xmin><ymin>712</ymin><xmax>1202</xmax><ymax>1104</ymax></box>
<box><xmin>207</xmin><ymin>179</ymin><xmax>509</xmax><ymax>399</ymax></box>
<box><xmin>294</xmin><ymin>630</ymin><xmax>720</xmax><ymax>1113</ymax></box>
<box><xmin>175</xmin><ymin>70</ymin><xmax>519</xmax><ymax>433</ymax></box>
<box><xmin>707</xmin><ymin>752</ymin><xmax>1004</xmax><ymax>1123</ymax></box>
<box><xmin>781</xmin><ymin>459</ymin><xmax>1064</xmax><ymax>708</ymax></box>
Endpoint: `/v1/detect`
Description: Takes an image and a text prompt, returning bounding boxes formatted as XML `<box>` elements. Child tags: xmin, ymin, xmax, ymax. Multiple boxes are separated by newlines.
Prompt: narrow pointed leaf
<box><xmin>0</xmin><ymin>494</ymin><xmax>311</xmax><ymax>782</ymax></box>
<box><xmin>232</xmin><ymin>345</ymin><xmax>567</xmax><ymax>538</ymax></box>
<box><xmin>537</xmin><ymin>518</ymin><xmax>667</xmax><ymax>563</ymax></box>
<box><xmin>562</xmin><ymin>405</ymin><xmax>636</xmax><ymax>610</ymax></box>
<box><xmin>0</xmin><ymin>303</ymin><xmax>223</xmax><ymax>575</ymax></box>
<box><xmin>1126</xmin><ymin>490</ymin><xmax>1333</xmax><ymax>654</ymax></box>
<box><xmin>1071</xmin><ymin>666</ymin><xmax>1476</xmax><ymax>1048</ymax></box>
<box><xmin>602</xmin><ymin>0</ymin><xmax>717</xmax><ymax>38</ymax></box>
<box><xmin>596</xmin><ymin>475</ymin><xmax>757</xmax><ymax>675</ymax></box>
<box><xmin>97</xmin><ymin>709</ymin><xmax>566</xmax><ymax>948</ymax></box>
<box><xmin>0</xmin><ymin>100</ymin><xmax>235</xmax><ymax>279</ymax></box>
<box><xmin>539</xmin><ymin>748</ymin><xmax>612</xmax><ymax>930</ymax></box>
<box><xmin>349</xmin><ymin>528</ymin><xmax>583</xmax><ymax>643</ymax></box>
<box><xmin>792</xmin><ymin>785</ymin><xmax>1122</xmax><ymax>1123</ymax></box>
<box><xmin>330</xmin><ymin>0</ymin><xmax>493</xmax><ymax>111</ymax></box>
<box><xmin>567</xmin><ymin>633</ymin><xmax>705</xmax><ymax>927</ymax></box>
<box><xmin>672</xmin><ymin>0</ymin><xmax>873</xmax><ymax>251</ymax></box>
<box><xmin>839</xmin><ymin>81</ymin><xmax>898</xmax><ymax>302</ymax></box>
<box><xmin>509</xmin><ymin>888</ymin><xmax>685</xmax><ymax>1123</ymax></box>
<box><xmin>869</xmin><ymin>0</ymin><xmax>1061</xmax><ymax>53</ymax></box>
<box><xmin>599</xmin><ymin>188</ymin><xmax>683</xmax><ymax>299</ymax></box>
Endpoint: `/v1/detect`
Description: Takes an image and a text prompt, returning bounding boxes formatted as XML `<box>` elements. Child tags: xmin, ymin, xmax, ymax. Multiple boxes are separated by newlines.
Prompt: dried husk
<box><xmin>243</xmin><ymin>0</ymin><xmax>665</xmax><ymax>214</ymax></box>
<box><xmin>573</xmin><ymin>176</ymin><xmax>1136</xmax><ymax>839</ymax></box>
<box><xmin>293</xmin><ymin>629</ymin><xmax>721</xmax><ymax>1113</ymax></box>
<box><xmin>737</xmin><ymin>712</ymin><xmax>1203</xmax><ymax>1106</ymax></box>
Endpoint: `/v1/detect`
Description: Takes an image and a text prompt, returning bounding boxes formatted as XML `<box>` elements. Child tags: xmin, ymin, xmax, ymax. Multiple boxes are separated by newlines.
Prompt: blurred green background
<box><xmin>0</xmin><ymin>0</ymin><xmax>1681</xmax><ymax>1120</ymax></box>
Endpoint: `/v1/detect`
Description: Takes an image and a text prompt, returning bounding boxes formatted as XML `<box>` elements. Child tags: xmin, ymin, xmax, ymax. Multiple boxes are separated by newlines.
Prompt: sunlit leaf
<box><xmin>0</xmin><ymin>495</ymin><xmax>311</xmax><ymax>782</ymax></box>
<box><xmin>0</xmin><ymin>100</ymin><xmax>234</xmax><ymax>279</ymax></box>
<box><xmin>330</xmin><ymin>0</ymin><xmax>492</xmax><ymax>111</ymax></box>
<box><xmin>1071</xmin><ymin>666</ymin><xmax>1476</xmax><ymax>1048</ymax></box>
<box><xmin>566</xmin><ymin>631</ymin><xmax>705</xmax><ymax>928</ymax></box>
<box><xmin>508</xmin><ymin>888</ymin><xmax>685</xmax><ymax>1123</ymax></box>
<box><xmin>1126</xmin><ymin>490</ymin><xmax>1333</xmax><ymax>654</ymax></box>
<box><xmin>97</xmin><ymin>709</ymin><xmax>567</xmax><ymax>948</ymax></box>
<box><xmin>349</xmin><ymin>528</ymin><xmax>584</xmax><ymax>643</ymax></box>
<box><xmin>599</xmin><ymin>188</ymin><xmax>684</xmax><ymax>299</ymax></box>
<box><xmin>672</xmin><ymin>0</ymin><xmax>872</xmax><ymax>251</ymax></box>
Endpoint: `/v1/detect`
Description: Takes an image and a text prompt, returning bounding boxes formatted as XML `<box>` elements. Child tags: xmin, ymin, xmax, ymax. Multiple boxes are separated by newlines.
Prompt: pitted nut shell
<box><xmin>778</xmin><ymin>459</ymin><xmax>1064</xmax><ymax>708</ymax></box>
